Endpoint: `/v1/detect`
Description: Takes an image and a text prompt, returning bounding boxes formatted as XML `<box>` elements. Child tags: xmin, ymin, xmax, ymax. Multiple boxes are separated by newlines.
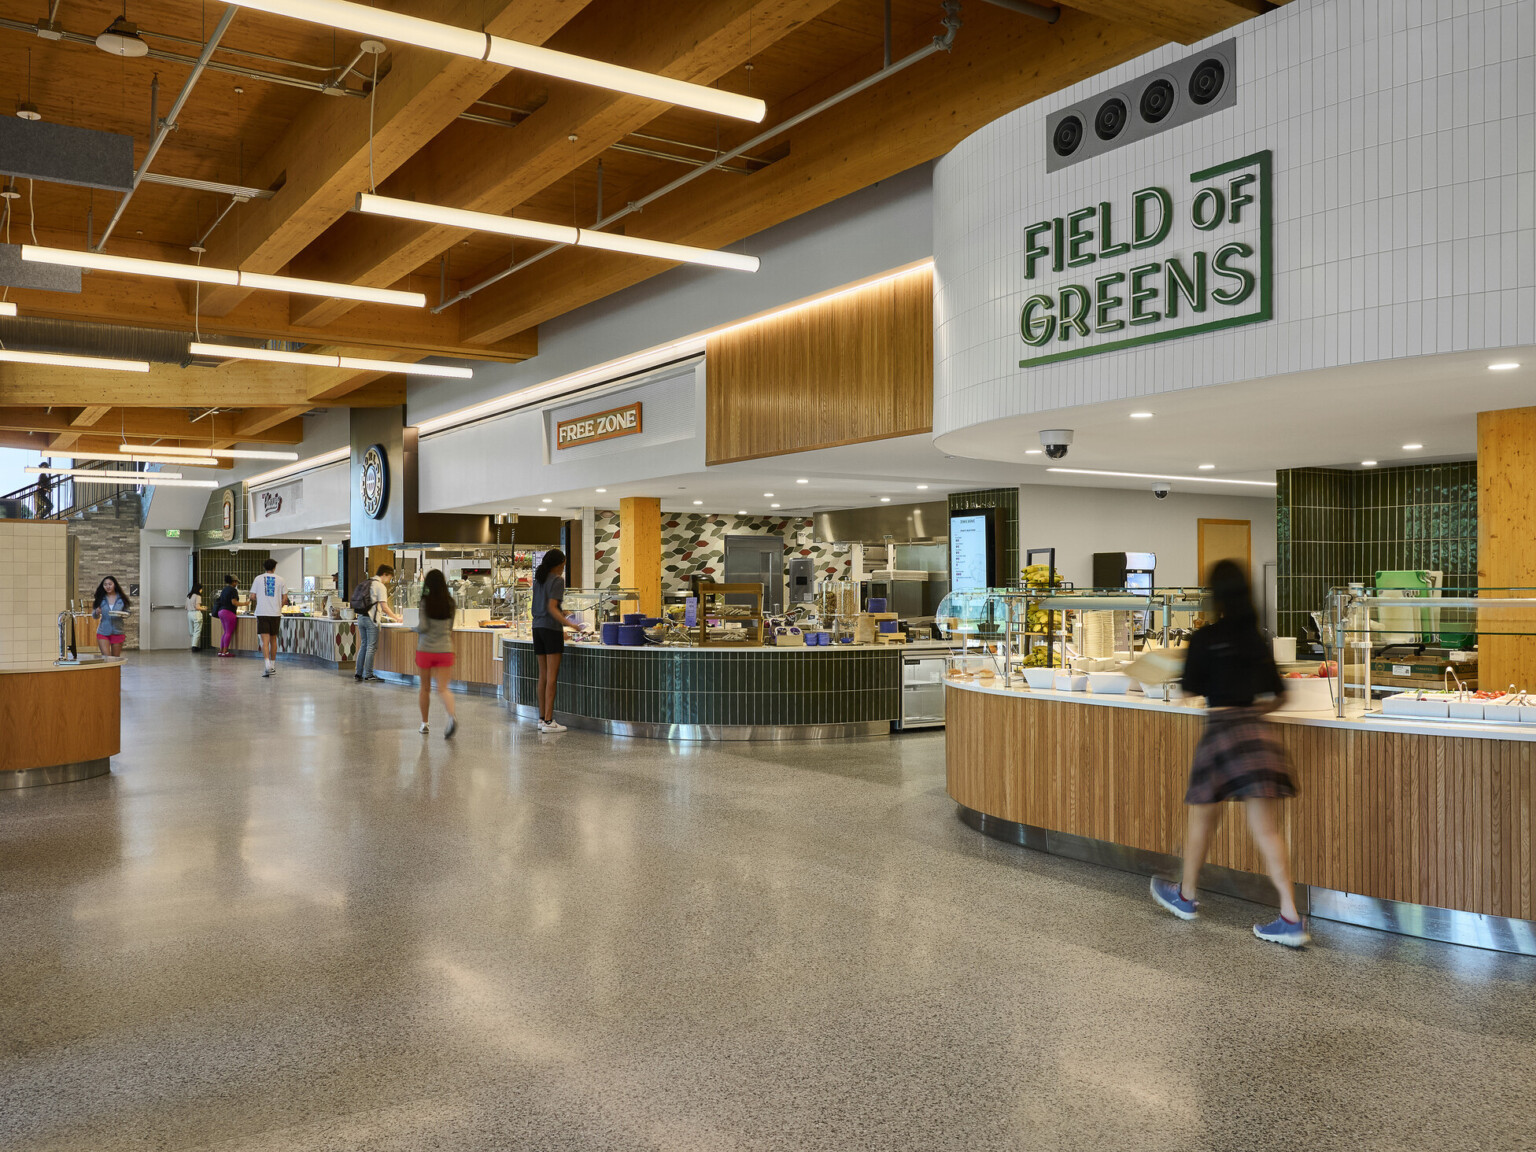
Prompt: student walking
<box><xmin>213</xmin><ymin>576</ymin><xmax>240</xmax><ymax>657</ymax></box>
<box><xmin>92</xmin><ymin>576</ymin><xmax>129</xmax><ymax>657</ymax></box>
<box><xmin>414</xmin><ymin>568</ymin><xmax>458</xmax><ymax>739</ymax></box>
<box><xmin>251</xmin><ymin>559</ymin><xmax>288</xmax><ymax>678</ymax></box>
<box><xmin>530</xmin><ymin>548</ymin><xmax>577</xmax><ymax>733</ymax></box>
<box><xmin>1150</xmin><ymin>559</ymin><xmax>1309</xmax><ymax>947</ymax></box>
<box><xmin>354</xmin><ymin>564</ymin><xmax>402</xmax><ymax>682</ymax></box>
<box><xmin>187</xmin><ymin>582</ymin><xmax>205</xmax><ymax>650</ymax></box>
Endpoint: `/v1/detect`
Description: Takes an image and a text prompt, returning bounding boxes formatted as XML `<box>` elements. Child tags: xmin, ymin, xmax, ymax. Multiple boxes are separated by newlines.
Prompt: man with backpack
<box><xmin>353</xmin><ymin>564</ymin><xmax>402</xmax><ymax>683</ymax></box>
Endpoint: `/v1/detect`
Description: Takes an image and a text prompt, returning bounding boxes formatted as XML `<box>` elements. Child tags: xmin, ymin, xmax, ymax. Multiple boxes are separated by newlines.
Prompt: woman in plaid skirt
<box><xmin>1150</xmin><ymin>559</ymin><xmax>1309</xmax><ymax>947</ymax></box>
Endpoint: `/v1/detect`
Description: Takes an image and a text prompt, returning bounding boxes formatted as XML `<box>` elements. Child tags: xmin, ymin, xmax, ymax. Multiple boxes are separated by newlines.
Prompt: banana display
<box><xmin>1021</xmin><ymin>563</ymin><xmax>1064</xmax><ymax>588</ymax></box>
<box><xmin>1020</xmin><ymin>646</ymin><xmax>1061</xmax><ymax>668</ymax></box>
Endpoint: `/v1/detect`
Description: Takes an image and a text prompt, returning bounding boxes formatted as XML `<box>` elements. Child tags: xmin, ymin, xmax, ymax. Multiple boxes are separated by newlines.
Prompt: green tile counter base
<box><xmin>502</xmin><ymin>639</ymin><xmax>901</xmax><ymax>739</ymax></box>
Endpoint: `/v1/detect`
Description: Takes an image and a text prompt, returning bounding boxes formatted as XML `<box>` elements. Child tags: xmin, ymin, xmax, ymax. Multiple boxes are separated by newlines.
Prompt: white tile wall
<box><xmin>933</xmin><ymin>0</ymin><xmax>1536</xmax><ymax>435</ymax></box>
<box><xmin>0</xmin><ymin>521</ymin><xmax>68</xmax><ymax>666</ymax></box>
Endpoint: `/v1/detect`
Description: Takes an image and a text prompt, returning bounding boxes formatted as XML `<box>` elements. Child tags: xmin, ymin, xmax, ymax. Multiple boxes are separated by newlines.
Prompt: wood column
<box><xmin>618</xmin><ymin>497</ymin><xmax>661</xmax><ymax>617</ymax></box>
<box><xmin>1478</xmin><ymin>407</ymin><xmax>1536</xmax><ymax>689</ymax></box>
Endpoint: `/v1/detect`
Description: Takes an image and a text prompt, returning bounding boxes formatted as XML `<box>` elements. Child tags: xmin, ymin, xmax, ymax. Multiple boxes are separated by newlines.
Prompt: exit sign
<box><xmin>165</xmin><ymin>529</ymin><xmax>180</xmax><ymax>537</ymax></box>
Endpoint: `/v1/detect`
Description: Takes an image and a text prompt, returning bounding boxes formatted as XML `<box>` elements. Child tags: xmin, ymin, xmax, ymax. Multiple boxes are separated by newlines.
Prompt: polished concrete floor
<box><xmin>2</xmin><ymin>653</ymin><xmax>1533</xmax><ymax>1151</ymax></box>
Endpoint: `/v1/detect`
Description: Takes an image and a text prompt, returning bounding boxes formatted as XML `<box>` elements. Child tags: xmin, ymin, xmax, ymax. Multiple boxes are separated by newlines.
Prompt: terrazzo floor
<box><xmin>2</xmin><ymin>653</ymin><xmax>1533</xmax><ymax>1151</ymax></box>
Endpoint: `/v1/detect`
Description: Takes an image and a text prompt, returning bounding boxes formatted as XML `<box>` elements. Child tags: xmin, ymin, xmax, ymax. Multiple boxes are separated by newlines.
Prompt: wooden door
<box><xmin>1198</xmin><ymin>519</ymin><xmax>1251</xmax><ymax>581</ymax></box>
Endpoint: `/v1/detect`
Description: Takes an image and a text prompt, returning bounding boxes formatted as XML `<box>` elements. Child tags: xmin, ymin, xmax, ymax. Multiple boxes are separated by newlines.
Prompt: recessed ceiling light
<box><xmin>1361</xmin><ymin>460</ymin><xmax>1378</xmax><ymax>467</ymax></box>
<box><xmin>595</xmin><ymin>488</ymin><xmax>606</xmax><ymax>493</ymax></box>
<box><xmin>1197</xmin><ymin>464</ymin><xmax>1215</xmax><ymax>470</ymax></box>
<box><xmin>737</xmin><ymin>510</ymin><xmax>746</xmax><ymax>514</ymax></box>
<box><xmin>879</xmin><ymin>497</ymin><xmax>891</xmax><ymax>502</ymax></box>
<box><xmin>1025</xmin><ymin>449</ymin><xmax>1043</xmax><ymax>455</ymax></box>
<box><xmin>1402</xmin><ymin>443</ymin><xmax>1423</xmax><ymax>451</ymax></box>
<box><xmin>916</xmin><ymin>484</ymin><xmax>929</xmax><ymax>490</ymax></box>
<box><xmin>763</xmin><ymin>492</ymin><xmax>774</xmax><ymax>497</ymax></box>
<box><xmin>1489</xmin><ymin>362</ymin><xmax>1521</xmax><ymax>371</ymax></box>
<box><xmin>770</xmin><ymin>503</ymin><xmax>780</xmax><ymax>508</ymax></box>
<box><xmin>795</xmin><ymin>478</ymin><xmax>809</xmax><ymax>484</ymax></box>
<box><xmin>541</xmin><ymin>498</ymin><xmax>552</xmax><ymax>503</ymax></box>
<box><xmin>692</xmin><ymin>500</ymin><xmax>703</xmax><ymax>505</ymax></box>
<box><xmin>1129</xmin><ymin>411</ymin><xmax>1154</xmax><ymax>419</ymax></box>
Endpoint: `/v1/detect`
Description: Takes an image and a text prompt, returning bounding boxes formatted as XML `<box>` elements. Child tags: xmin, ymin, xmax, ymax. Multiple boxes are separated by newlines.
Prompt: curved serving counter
<box><xmin>946</xmin><ymin>679</ymin><xmax>1536</xmax><ymax>953</ymax></box>
<box><xmin>0</xmin><ymin>661</ymin><xmax>120</xmax><ymax>787</ymax></box>
<box><xmin>226</xmin><ymin>615</ymin><xmax>357</xmax><ymax>668</ymax></box>
<box><xmin>373</xmin><ymin>624</ymin><xmax>502</xmax><ymax>692</ymax></box>
<box><xmin>500</xmin><ymin>636</ymin><xmax>913</xmax><ymax>739</ymax></box>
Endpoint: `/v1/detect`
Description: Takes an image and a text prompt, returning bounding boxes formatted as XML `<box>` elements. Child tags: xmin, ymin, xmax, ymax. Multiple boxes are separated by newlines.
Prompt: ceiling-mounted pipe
<box><xmin>434</xmin><ymin>1</ymin><xmax>964</xmax><ymax>312</ymax></box>
<box><xmin>980</xmin><ymin>0</ymin><xmax>1060</xmax><ymax>21</ymax></box>
<box><xmin>95</xmin><ymin>6</ymin><xmax>237</xmax><ymax>250</ymax></box>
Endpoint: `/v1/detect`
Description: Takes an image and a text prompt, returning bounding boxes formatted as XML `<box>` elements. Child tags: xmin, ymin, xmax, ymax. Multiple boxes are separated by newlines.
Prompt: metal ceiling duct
<box><xmin>0</xmin><ymin>316</ymin><xmax>218</xmax><ymax>366</ymax></box>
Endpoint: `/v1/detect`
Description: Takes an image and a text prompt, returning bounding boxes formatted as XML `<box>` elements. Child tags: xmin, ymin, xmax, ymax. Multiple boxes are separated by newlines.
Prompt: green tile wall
<box><xmin>1276</xmin><ymin>462</ymin><xmax>1477</xmax><ymax>643</ymax></box>
<box><xmin>948</xmin><ymin>488</ymin><xmax>1020</xmax><ymax>588</ymax></box>
<box><xmin>504</xmin><ymin>642</ymin><xmax>901</xmax><ymax>727</ymax></box>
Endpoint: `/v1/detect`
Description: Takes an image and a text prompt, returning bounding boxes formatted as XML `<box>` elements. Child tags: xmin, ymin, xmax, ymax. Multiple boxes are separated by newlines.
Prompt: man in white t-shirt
<box><xmin>250</xmin><ymin>558</ymin><xmax>288</xmax><ymax>678</ymax></box>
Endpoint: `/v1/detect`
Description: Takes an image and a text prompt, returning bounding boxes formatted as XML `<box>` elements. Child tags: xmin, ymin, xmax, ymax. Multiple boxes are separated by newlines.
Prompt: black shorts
<box><xmin>532</xmin><ymin>627</ymin><xmax>564</xmax><ymax>655</ymax></box>
<box><xmin>257</xmin><ymin>616</ymin><xmax>281</xmax><ymax>636</ymax></box>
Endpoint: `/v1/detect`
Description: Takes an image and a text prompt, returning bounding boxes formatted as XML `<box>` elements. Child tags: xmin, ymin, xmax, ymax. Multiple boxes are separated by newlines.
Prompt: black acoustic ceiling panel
<box><xmin>0</xmin><ymin>118</ymin><xmax>134</xmax><ymax>192</ymax></box>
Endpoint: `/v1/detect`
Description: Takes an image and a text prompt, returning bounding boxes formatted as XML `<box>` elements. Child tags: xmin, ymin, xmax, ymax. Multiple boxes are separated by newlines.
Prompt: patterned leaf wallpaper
<box><xmin>592</xmin><ymin>510</ymin><xmax>855</xmax><ymax>594</ymax></box>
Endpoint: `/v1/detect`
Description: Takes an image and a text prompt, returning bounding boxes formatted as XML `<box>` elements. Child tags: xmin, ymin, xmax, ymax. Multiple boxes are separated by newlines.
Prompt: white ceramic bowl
<box><xmin>1276</xmin><ymin>678</ymin><xmax>1335</xmax><ymax>712</ymax></box>
<box><xmin>1053</xmin><ymin>672</ymin><xmax>1089</xmax><ymax>693</ymax></box>
<box><xmin>1022</xmin><ymin>667</ymin><xmax>1056</xmax><ymax>690</ymax></box>
<box><xmin>1087</xmin><ymin>672</ymin><xmax>1133</xmax><ymax>694</ymax></box>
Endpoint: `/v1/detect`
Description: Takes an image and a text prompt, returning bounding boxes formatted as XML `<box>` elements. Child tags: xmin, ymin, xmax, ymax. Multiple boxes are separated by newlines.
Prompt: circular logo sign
<box><xmin>360</xmin><ymin>444</ymin><xmax>388</xmax><ymax>520</ymax></box>
<box><xmin>220</xmin><ymin>489</ymin><xmax>234</xmax><ymax>534</ymax></box>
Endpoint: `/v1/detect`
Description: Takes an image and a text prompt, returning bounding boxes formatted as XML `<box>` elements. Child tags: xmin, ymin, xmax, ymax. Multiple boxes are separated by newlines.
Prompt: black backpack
<box><xmin>349</xmin><ymin>579</ymin><xmax>374</xmax><ymax>615</ymax></box>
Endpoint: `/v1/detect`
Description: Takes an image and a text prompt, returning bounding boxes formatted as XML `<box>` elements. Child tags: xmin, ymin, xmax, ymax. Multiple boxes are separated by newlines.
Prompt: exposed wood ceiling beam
<box><xmin>288</xmin><ymin>0</ymin><xmax>840</xmax><ymax>329</ymax></box>
<box><xmin>196</xmin><ymin>0</ymin><xmax>594</xmax><ymax>317</ymax></box>
<box><xmin>232</xmin><ymin>407</ymin><xmax>316</xmax><ymax>439</ymax></box>
<box><xmin>1062</xmin><ymin>0</ymin><xmax>1274</xmax><ymax>45</ymax></box>
<box><xmin>0</xmin><ymin>360</ymin><xmax>406</xmax><ymax>407</ymax></box>
<box><xmin>0</xmin><ymin>407</ymin><xmax>304</xmax><ymax>443</ymax></box>
<box><xmin>0</xmin><ymin>430</ymin><xmax>306</xmax><ymax>457</ymax></box>
<box><xmin>48</xmin><ymin>405</ymin><xmax>116</xmax><ymax>452</ymax></box>
<box><xmin>459</xmin><ymin>5</ymin><xmax>1163</xmax><ymax>345</ymax></box>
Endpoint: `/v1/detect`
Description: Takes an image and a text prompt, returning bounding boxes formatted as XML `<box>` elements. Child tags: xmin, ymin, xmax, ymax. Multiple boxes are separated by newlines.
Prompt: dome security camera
<box><xmin>1152</xmin><ymin>482</ymin><xmax>1172</xmax><ymax>499</ymax></box>
<box><xmin>1038</xmin><ymin>429</ymin><xmax>1074</xmax><ymax>460</ymax></box>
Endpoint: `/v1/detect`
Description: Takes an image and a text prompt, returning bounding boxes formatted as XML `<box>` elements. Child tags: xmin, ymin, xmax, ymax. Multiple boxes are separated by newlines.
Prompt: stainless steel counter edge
<box><xmin>944</xmin><ymin>678</ymin><xmax>1536</xmax><ymax>743</ymax></box>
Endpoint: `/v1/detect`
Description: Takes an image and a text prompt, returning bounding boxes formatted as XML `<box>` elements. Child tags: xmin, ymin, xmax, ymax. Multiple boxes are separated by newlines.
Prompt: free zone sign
<box><xmin>556</xmin><ymin>402</ymin><xmax>644</xmax><ymax>449</ymax></box>
<box><xmin>1018</xmin><ymin>150</ymin><xmax>1272</xmax><ymax>367</ymax></box>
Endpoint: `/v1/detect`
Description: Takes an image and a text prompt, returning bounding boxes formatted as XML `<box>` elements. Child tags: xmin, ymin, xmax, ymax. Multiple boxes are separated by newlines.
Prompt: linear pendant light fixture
<box><xmin>116</xmin><ymin>444</ymin><xmax>300</xmax><ymax>462</ymax></box>
<box><xmin>356</xmin><ymin>193</ymin><xmax>759</xmax><ymax>272</ymax></box>
<box><xmin>0</xmin><ymin>347</ymin><xmax>150</xmax><ymax>371</ymax></box>
<box><xmin>226</xmin><ymin>0</ymin><xmax>765</xmax><ymax>122</ymax></box>
<box><xmin>1047</xmin><ymin>467</ymin><xmax>1278</xmax><ymax>488</ymax></box>
<box><xmin>0</xmin><ymin>302</ymin><xmax>16</xmax><ymax>317</ymax></box>
<box><xmin>27</xmin><ymin>466</ymin><xmax>216</xmax><ymax>488</ymax></box>
<box><xmin>20</xmin><ymin>245</ymin><xmax>426</xmax><ymax>307</ymax></box>
<box><xmin>188</xmin><ymin>341</ymin><xmax>474</xmax><ymax>379</ymax></box>
<box><xmin>72</xmin><ymin>453</ymin><xmax>230</xmax><ymax>468</ymax></box>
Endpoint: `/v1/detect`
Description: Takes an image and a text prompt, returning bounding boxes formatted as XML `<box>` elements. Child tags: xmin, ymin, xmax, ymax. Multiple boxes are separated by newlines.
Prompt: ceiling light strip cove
<box><xmin>226</xmin><ymin>0</ymin><xmax>765</xmax><ymax>122</ymax></box>
<box><xmin>21</xmin><ymin>245</ymin><xmax>426</xmax><ymax>307</ymax></box>
<box><xmin>356</xmin><ymin>194</ymin><xmax>759</xmax><ymax>272</ymax></box>
<box><xmin>1047</xmin><ymin>467</ymin><xmax>1277</xmax><ymax>487</ymax></box>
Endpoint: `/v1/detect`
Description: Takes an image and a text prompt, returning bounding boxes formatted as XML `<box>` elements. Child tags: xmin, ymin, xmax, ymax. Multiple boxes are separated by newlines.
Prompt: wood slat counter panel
<box><xmin>374</xmin><ymin>626</ymin><xmax>499</xmax><ymax>685</ymax></box>
<box><xmin>946</xmin><ymin>687</ymin><xmax>1535</xmax><ymax>921</ymax></box>
<box><xmin>0</xmin><ymin>662</ymin><xmax>120</xmax><ymax>773</ymax></box>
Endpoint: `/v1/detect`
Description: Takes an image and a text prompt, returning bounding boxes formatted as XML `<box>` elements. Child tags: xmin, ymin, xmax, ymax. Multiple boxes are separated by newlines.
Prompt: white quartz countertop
<box><xmin>499</xmin><ymin>635</ymin><xmax>958</xmax><ymax>655</ymax></box>
<box><xmin>945</xmin><ymin>678</ymin><xmax>1536</xmax><ymax>743</ymax></box>
<box><xmin>0</xmin><ymin>659</ymin><xmax>123</xmax><ymax>675</ymax></box>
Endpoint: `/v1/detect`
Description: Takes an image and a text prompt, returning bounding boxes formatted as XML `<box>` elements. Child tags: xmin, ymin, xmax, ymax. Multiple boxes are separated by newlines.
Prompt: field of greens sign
<box><xmin>1018</xmin><ymin>150</ymin><xmax>1272</xmax><ymax>367</ymax></box>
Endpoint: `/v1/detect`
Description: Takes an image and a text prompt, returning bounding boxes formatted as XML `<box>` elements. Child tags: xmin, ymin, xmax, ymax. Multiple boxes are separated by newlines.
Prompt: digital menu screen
<box><xmin>950</xmin><ymin>510</ymin><xmax>994</xmax><ymax>593</ymax></box>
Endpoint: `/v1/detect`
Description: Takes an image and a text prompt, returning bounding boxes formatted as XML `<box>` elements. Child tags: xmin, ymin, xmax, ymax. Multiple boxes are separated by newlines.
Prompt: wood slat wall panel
<box><xmin>946</xmin><ymin>687</ymin><xmax>1536</xmax><ymax>920</ymax></box>
<box><xmin>370</xmin><ymin>626</ymin><xmax>498</xmax><ymax>685</ymax></box>
<box><xmin>704</xmin><ymin>267</ymin><xmax>932</xmax><ymax>466</ymax></box>
<box><xmin>1476</xmin><ymin>407</ymin><xmax>1536</xmax><ymax>688</ymax></box>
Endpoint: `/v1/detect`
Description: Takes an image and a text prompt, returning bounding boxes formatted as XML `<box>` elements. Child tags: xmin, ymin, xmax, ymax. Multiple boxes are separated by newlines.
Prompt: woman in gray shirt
<box><xmin>531</xmin><ymin>548</ymin><xmax>576</xmax><ymax>733</ymax></box>
<box><xmin>415</xmin><ymin>568</ymin><xmax>458</xmax><ymax>739</ymax></box>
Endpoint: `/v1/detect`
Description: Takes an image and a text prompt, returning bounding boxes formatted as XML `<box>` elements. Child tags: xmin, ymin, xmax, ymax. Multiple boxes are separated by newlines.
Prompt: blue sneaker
<box><xmin>1150</xmin><ymin>876</ymin><xmax>1199</xmax><ymax>920</ymax></box>
<box><xmin>1253</xmin><ymin>914</ymin><xmax>1310</xmax><ymax>948</ymax></box>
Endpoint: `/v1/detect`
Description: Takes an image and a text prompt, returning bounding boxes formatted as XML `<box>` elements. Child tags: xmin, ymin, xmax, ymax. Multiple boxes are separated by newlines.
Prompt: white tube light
<box><xmin>358</xmin><ymin>194</ymin><xmax>578</xmax><ymax>244</ymax></box>
<box><xmin>0</xmin><ymin>302</ymin><xmax>16</xmax><ymax>317</ymax></box>
<box><xmin>21</xmin><ymin>246</ymin><xmax>425</xmax><ymax>307</ymax></box>
<box><xmin>227</xmin><ymin>0</ymin><xmax>765</xmax><ymax>122</ymax></box>
<box><xmin>356</xmin><ymin>193</ymin><xmax>759</xmax><ymax>272</ymax></box>
<box><xmin>0</xmin><ymin>348</ymin><xmax>150</xmax><ymax>372</ymax></box>
<box><xmin>1047</xmin><ymin>467</ymin><xmax>1277</xmax><ymax>488</ymax></box>
<box><xmin>117</xmin><ymin>444</ymin><xmax>301</xmax><ymax>461</ymax></box>
<box><xmin>27</xmin><ymin>466</ymin><xmax>216</xmax><ymax>488</ymax></box>
<box><xmin>243</xmin><ymin>446</ymin><xmax>349</xmax><ymax>487</ymax></box>
<box><xmin>73</xmin><ymin>453</ymin><xmax>229</xmax><ymax>468</ymax></box>
<box><xmin>190</xmin><ymin>341</ymin><xmax>473</xmax><ymax>379</ymax></box>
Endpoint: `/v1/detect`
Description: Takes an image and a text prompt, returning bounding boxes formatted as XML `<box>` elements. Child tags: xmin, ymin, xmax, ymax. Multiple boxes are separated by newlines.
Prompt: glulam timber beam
<box><xmin>1062</xmin><ymin>0</ymin><xmax>1275</xmax><ymax>45</ymax></box>
<box><xmin>0</xmin><ymin>359</ymin><xmax>398</xmax><ymax>408</ymax></box>
<box><xmin>460</xmin><ymin>4</ymin><xmax>1164</xmax><ymax>345</ymax></box>
<box><xmin>195</xmin><ymin>0</ymin><xmax>593</xmax><ymax>317</ymax></box>
<box><xmin>0</xmin><ymin>407</ymin><xmax>303</xmax><ymax>444</ymax></box>
<box><xmin>288</xmin><ymin>0</ymin><xmax>841</xmax><ymax>328</ymax></box>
